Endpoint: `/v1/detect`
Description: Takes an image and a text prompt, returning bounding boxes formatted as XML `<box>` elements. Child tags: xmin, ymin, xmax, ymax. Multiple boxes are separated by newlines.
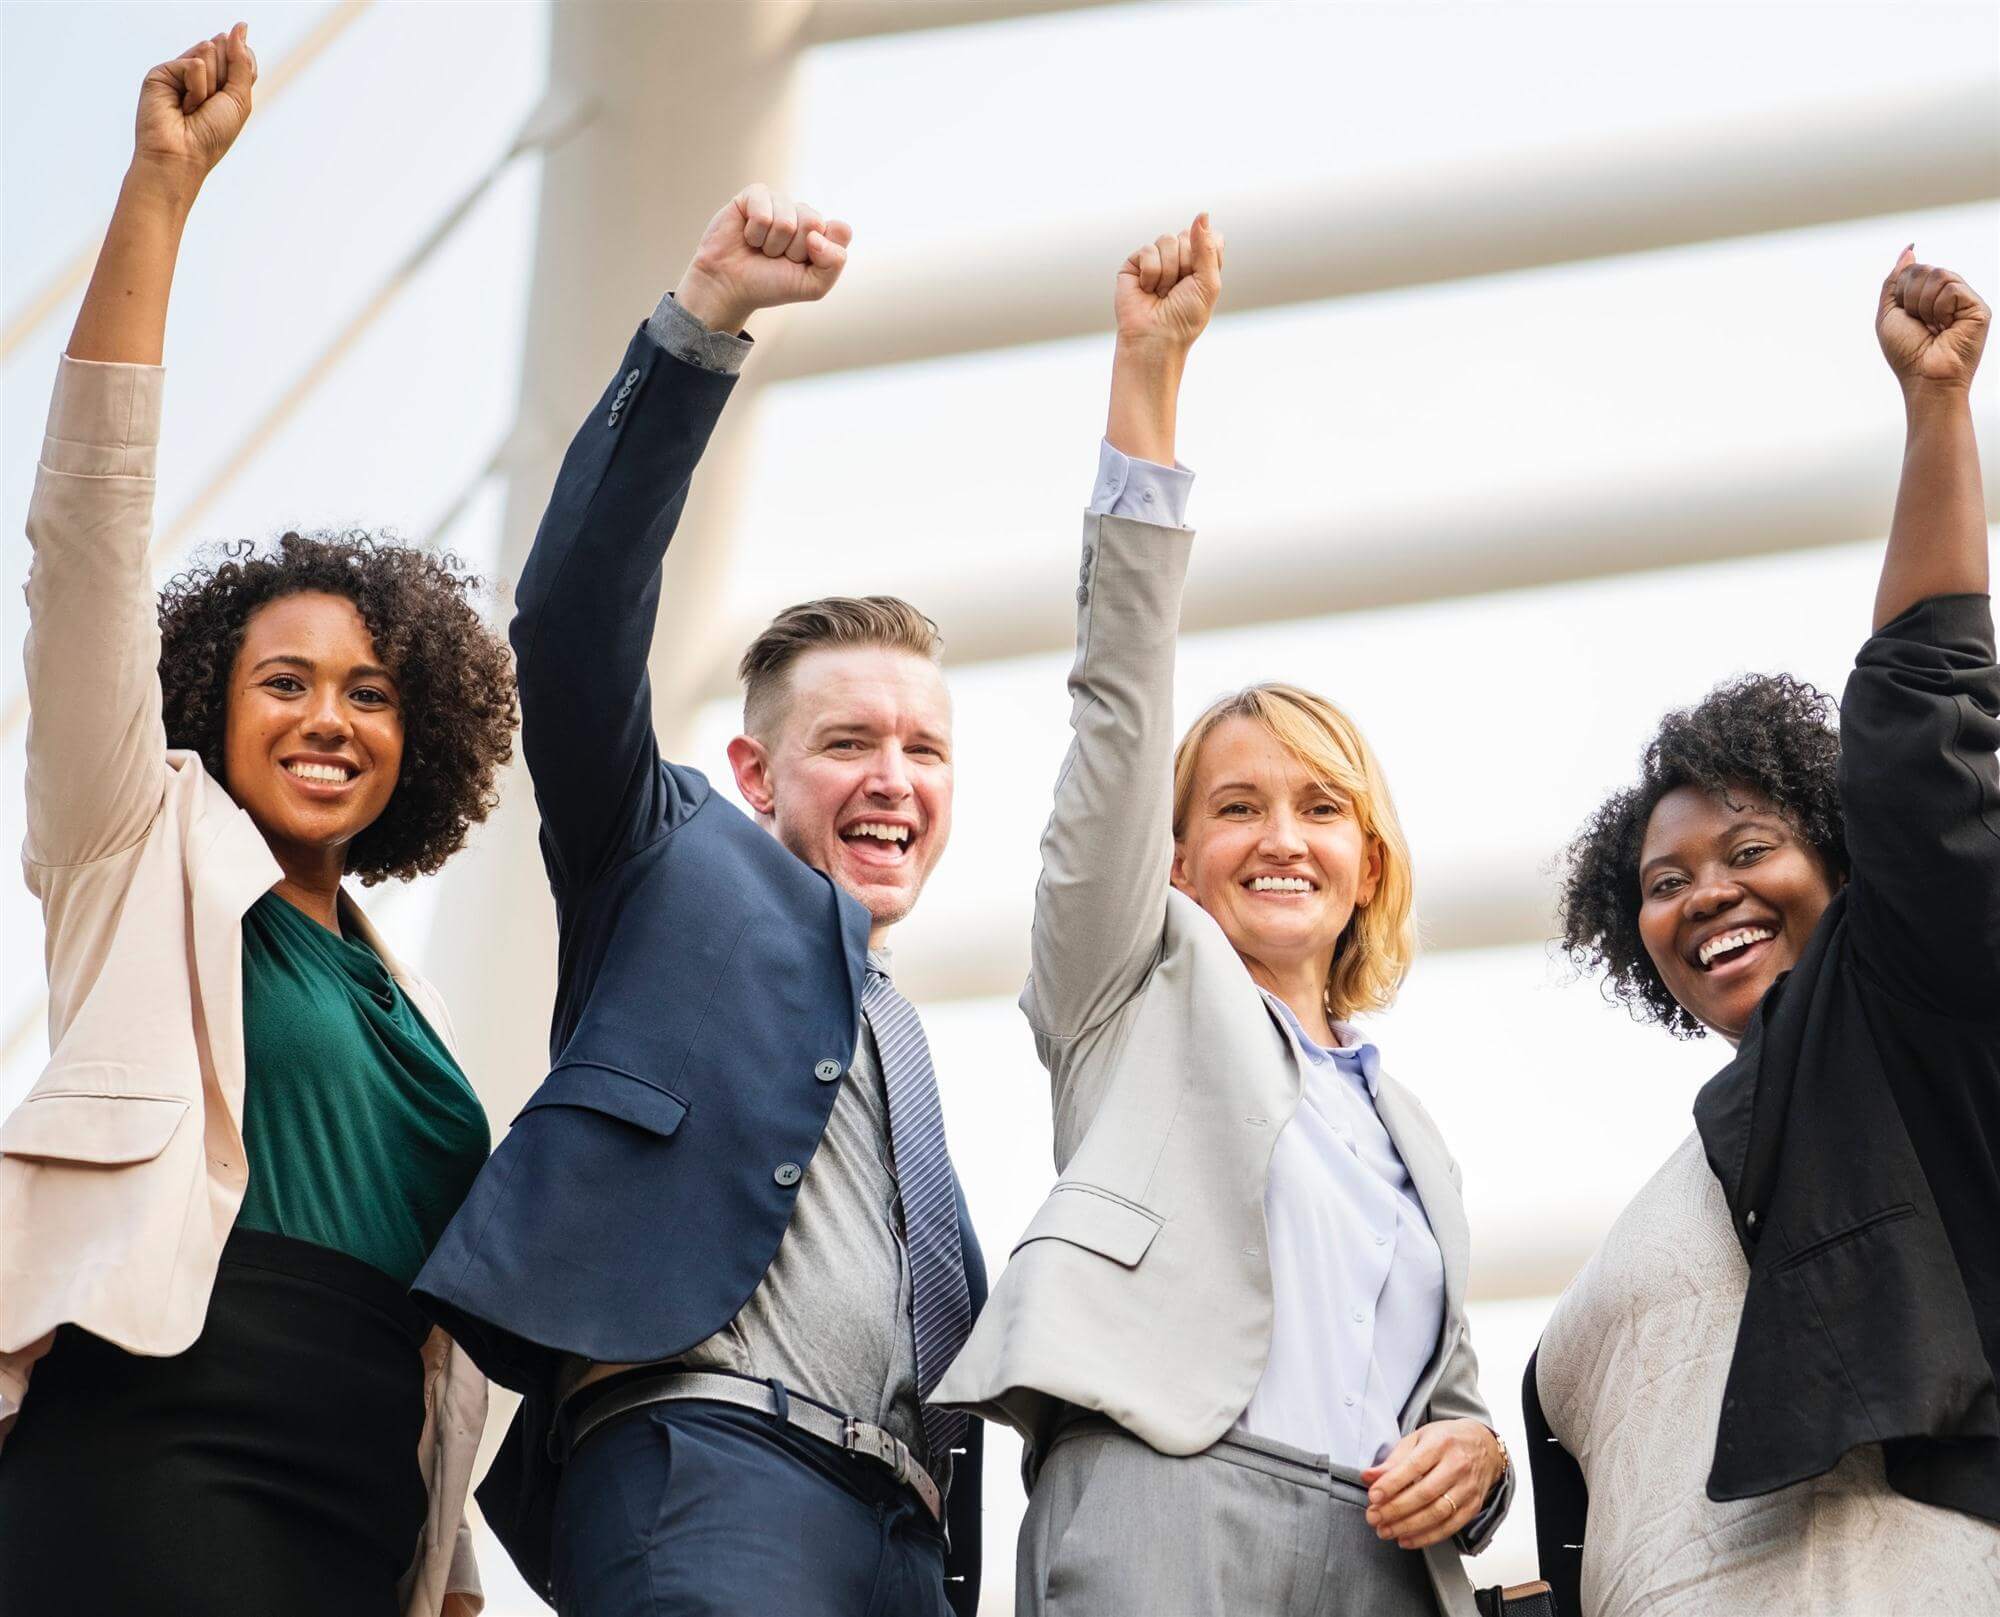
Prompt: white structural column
<box><xmin>421</xmin><ymin>0</ymin><xmax>812</xmax><ymax>1123</ymax></box>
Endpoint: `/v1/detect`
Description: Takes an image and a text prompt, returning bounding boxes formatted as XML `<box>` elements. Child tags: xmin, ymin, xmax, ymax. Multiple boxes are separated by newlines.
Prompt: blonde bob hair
<box><xmin>1171</xmin><ymin>683</ymin><xmax>1416</xmax><ymax>1021</ymax></box>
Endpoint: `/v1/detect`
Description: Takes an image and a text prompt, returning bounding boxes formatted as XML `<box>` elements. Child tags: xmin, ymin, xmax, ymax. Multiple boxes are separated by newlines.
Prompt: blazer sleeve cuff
<box><xmin>44</xmin><ymin>355</ymin><xmax>164</xmax><ymax>478</ymax></box>
<box><xmin>1456</xmin><ymin>1455</ymin><xmax>1515</xmax><ymax>1554</ymax></box>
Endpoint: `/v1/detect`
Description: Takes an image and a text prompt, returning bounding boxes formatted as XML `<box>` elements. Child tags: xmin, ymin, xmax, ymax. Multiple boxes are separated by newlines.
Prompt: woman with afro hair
<box><xmin>1523</xmin><ymin>249</ymin><xmax>2000</xmax><ymax>1617</ymax></box>
<box><xmin>0</xmin><ymin>29</ymin><xmax>514</xmax><ymax>1617</ymax></box>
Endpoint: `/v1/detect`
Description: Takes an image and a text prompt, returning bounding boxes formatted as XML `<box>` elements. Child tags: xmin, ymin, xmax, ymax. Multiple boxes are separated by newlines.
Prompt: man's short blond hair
<box><xmin>1171</xmin><ymin>682</ymin><xmax>1417</xmax><ymax>1021</ymax></box>
<box><xmin>738</xmin><ymin>595</ymin><xmax>943</xmax><ymax>738</ymax></box>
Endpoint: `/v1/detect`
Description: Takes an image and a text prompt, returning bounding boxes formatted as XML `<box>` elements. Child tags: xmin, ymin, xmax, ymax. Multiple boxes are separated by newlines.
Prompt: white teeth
<box><xmin>286</xmin><ymin>762</ymin><xmax>351</xmax><ymax>783</ymax></box>
<box><xmin>1248</xmin><ymin>876</ymin><xmax>1315</xmax><ymax>893</ymax></box>
<box><xmin>847</xmin><ymin>822</ymin><xmax>910</xmax><ymax>843</ymax></box>
<box><xmin>1699</xmin><ymin>927</ymin><xmax>1774</xmax><ymax>967</ymax></box>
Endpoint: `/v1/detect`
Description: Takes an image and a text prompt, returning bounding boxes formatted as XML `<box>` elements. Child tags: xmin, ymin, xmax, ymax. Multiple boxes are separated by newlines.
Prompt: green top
<box><xmin>236</xmin><ymin>891</ymin><xmax>490</xmax><ymax>1287</ymax></box>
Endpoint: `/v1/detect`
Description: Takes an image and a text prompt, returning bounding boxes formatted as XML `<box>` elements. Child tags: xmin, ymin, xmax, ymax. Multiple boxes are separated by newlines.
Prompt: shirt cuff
<box><xmin>1088</xmin><ymin>438</ymin><xmax>1194</xmax><ymax>526</ymax></box>
<box><xmin>645</xmin><ymin>291</ymin><xmax>754</xmax><ymax>376</ymax></box>
<box><xmin>43</xmin><ymin>356</ymin><xmax>164</xmax><ymax>478</ymax></box>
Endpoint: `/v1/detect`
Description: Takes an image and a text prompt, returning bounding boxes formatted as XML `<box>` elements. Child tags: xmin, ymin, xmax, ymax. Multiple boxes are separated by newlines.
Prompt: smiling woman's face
<box><xmin>1636</xmin><ymin>783</ymin><xmax>1839</xmax><ymax>1041</ymax></box>
<box><xmin>1171</xmin><ymin>716</ymin><xmax>1381</xmax><ymax>984</ymax></box>
<box><xmin>222</xmin><ymin>591</ymin><xmax>404</xmax><ymax>872</ymax></box>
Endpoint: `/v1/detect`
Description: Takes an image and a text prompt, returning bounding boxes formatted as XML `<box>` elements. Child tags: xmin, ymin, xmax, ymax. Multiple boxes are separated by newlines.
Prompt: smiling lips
<box><xmin>840</xmin><ymin>820</ymin><xmax>915</xmax><ymax>864</ymax></box>
<box><xmin>1697</xmin><ymin>925</ymin><xmax>1775</xmax><ymax>970</ymax></box>
<box><xmin>1246</xmin><ymin>874</ymin><xmax>1317</xmax><ymax>894</ymax></box>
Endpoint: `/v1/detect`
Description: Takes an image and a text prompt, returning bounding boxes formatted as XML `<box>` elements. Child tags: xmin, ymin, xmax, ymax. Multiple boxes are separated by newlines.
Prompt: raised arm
<box><xmin>24</xmin><ymin>27</ymin><xmax>256</xmax><ymax>869</ymax></box>
<box><xmin>508</xmin><ymin>186</ymin><xmax>851</xmax><ymax>888</ymax></box>
<box><xmin>1021</xmin><ymin>215</ymin><xmax>1223</xmax><ymax>1045</ymax></box>
<box><xmin>1840</xmin><ymin>255</ymin><xmax>1998</xmax><ymax>1008</ymax></box>
<box><xmin>1872</xmin><ymin>249</ymin><xmax>1990</xmax><ymax>629</ymax></box>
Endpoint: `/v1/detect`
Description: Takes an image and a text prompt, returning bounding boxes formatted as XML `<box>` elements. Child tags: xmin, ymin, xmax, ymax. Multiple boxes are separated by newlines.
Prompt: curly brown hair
<box><xmin>1558</xmin><ymin>672</ymin><xmax>1848</xmax><ymax>1038</ymax></box>
<box><xmin>158</xmin><ymin>530</ymin><xmax>517</xmax><ymax>885</ymax></box>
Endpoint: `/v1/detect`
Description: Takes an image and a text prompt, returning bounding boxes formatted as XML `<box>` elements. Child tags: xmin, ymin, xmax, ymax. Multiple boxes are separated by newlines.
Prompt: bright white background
<box><xmin>3</xmin><ymin>3</ymin><xmax>1996</xmax><ymax>1611</ymax></box>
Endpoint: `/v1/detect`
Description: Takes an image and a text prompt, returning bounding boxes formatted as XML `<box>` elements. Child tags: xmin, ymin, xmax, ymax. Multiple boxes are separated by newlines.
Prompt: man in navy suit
<box><xmin>415</xmin><ymin>184</ymin><xmax>985</xmax><ymax>1617</ymax></box>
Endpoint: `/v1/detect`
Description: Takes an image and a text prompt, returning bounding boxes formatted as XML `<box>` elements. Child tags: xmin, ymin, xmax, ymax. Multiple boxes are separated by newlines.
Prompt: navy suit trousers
<box><xmin>551</xmin><ymin>1399</ymin><xmax>953</xmax><ymax>1617</ymax></box>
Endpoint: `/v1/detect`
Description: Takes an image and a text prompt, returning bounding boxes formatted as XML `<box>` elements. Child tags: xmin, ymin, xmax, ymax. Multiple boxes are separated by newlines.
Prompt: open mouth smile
<box><xmin>1244</xmin><ymin>874</ymin><xmax>1318</xmax><ymax>896</ymax></box>
<box><xmin>282</xmin><ymin>758</ymin><xmax>360</xmax><ymax>797</ymax></box>
<box><xmin>840</xmin><ymin>820</ymin><xmax>917</xmax><ymax>868</ymax></box>
<box><xmin>1694</xmin><ymin>925</ymin><xmax>1776</xmax><ymax>974</ymax></box>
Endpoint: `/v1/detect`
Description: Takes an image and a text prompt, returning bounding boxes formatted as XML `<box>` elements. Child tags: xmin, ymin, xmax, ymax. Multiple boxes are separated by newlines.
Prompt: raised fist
<box><xmin>1116</xmin><ymin>212</ymin><xmax>1224</xmax><ymax>351</ymax></box>
<box><xmin>135</xmin><ymin>23</ymin><xmax>257</xmax><ymax>182</ymax></box>
<box><xmin>672</xmin><ymin>184</ymin><xmax>852</xmax><ymax>335</ymax></box>
<box><xmin>1878</xmin><ymin>248</ymin><xmax>1988</xmax><ymax>391</ymax></box>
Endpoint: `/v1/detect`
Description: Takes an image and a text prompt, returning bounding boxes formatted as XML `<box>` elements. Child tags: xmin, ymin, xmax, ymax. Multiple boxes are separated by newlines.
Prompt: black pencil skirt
<box><xmin>0</xmin><ymin>1228</ymin><xmax>430</xmax><ymax>1617</ymax></box>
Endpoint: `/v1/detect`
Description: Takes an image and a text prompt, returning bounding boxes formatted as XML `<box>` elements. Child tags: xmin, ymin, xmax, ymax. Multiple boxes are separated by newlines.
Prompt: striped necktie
<box><xmin>863</xmin><ymin>967</ymin><xmax>972</xmax><ymax>1468</ymax></box>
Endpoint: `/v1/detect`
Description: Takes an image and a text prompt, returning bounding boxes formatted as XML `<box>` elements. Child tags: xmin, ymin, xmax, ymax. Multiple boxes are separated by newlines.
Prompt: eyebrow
<box><xmin>248</xmin><ymin>654</ymin><xmax>394</xmax><ymax>681</ymax></box>
<box><xmin>1639</xmin><ymin>815</ymin><xmax>1785</xmax><ymax>877</ymax></box>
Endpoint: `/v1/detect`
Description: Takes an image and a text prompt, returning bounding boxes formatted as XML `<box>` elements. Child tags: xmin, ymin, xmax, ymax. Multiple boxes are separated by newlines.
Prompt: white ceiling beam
<box><xmin>761</xmin><ymin>83</ymin><xmax>2000</xmax><ymax>381</ymax></box>
<box><xmin>702</xmin><ymin>428</ymin><xmax>2000</xmax><ymax>701</ymax></box>
<box><xmin>801</xmin><ymin>0</ymin><xmax>1138</xmax><ymax>45</ymax></box>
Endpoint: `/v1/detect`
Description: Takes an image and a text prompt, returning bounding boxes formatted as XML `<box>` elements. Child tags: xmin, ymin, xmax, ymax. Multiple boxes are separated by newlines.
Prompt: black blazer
<box><xmin>414</xmin><ymin>328</ymin><xmax>986</xmax><ymax>1611</ymax></box>
<box><xmin>1530</xmin><ymin>594</ymin><xmax>2000</xmax><ymax>1592</ymax></box>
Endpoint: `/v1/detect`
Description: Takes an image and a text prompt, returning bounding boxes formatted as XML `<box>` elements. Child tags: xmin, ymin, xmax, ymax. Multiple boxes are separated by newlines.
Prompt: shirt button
<box><xmin>1374</xmin><ymin>1233</ymin><xmax>1388</xmax><ymax>1246</ymax></box>
<box><xmin>1343</xmin><ymin>1394</ymin><xmax>1356</xmax><ymax>1407</ymax></box>
<box><xmin>1142</xmin><ymin>487</ymin><xmax>1156</xmax><ymax>504</ymax></box>
<box><xmin>814</xmin><ymin>1059</ymin><xmax>842</xmax><ymax>1082</ymax></box>
<box><xmin>773</xmin><ymin>1162</ymin><xmax>802</xmax><ymax>1187</ymax></box>
<box><xmin>1351</xmin><ymin>1308</ymin><xmax>1365</xmax><ymax>1324</ymax></box>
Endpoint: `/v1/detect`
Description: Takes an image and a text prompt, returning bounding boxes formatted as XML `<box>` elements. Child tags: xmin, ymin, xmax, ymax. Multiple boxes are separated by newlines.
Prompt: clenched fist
<box><xmin>672</xmin><ymin>184</ymin><xmax>852</xmax><ymax>336</ymax></box>
<box><xmin>135</xmin><ymin>23</ymin><xmax>257</xmax><ymax>186</ymax></box>
<box><xmin>1116</xmin><ymin>212</ymin><xmax>1224</xmax><ymax>352</ymax></box>
<box><xmin>1878</xmin><ymin>248</ymin><xmax>1988</xmax><ymax>392</ymax></box>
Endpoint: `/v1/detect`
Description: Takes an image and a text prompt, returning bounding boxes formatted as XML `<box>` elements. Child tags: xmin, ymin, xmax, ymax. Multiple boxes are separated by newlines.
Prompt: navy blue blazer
<box><xmin>414</xmin><ymin>327</ymin><xmax>986</xmax><ymax>1611</ymax></box>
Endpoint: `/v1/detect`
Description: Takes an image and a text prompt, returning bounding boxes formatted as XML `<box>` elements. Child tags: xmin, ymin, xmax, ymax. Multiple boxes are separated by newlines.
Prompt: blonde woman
<box><xmin>935</xmin><ymin>218</ymin><xmax>1511</xmax><ymax>1617</ymax></box>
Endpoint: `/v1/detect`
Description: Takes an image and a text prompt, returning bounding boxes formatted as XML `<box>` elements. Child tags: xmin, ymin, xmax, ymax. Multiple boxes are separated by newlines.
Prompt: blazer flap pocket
<box><xmin>0</xmin><ymin>1091</ymin><xmax>189</xmax><ymax>1165</ymax></box>
<box><xmin>518</xmin><ymin>1062</ymin><xmax>688</xmax><ymax>1137</ymax></box>
<box><xmin>1012</xmin><ymin>1183</ymin><xmax>1163</xmax><ymax>1267</ymax></box>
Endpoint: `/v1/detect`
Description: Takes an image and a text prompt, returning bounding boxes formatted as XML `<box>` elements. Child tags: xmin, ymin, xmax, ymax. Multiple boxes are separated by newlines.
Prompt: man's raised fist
<box><xmin>673</xmin><ymin>184</ymin><xmax>852</xmax><ymax>335</ymax></box>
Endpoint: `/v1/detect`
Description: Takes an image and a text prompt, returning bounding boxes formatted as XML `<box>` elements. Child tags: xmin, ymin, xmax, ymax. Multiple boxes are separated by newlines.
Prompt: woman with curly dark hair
<box><xmin>1523</xmin><ymin>250</ymin><xmax>2000</xmax><ymax>1617</ymax></box>
<box><xmin>0</xmin><ymin>29</ymin><xmax>514</xmax><ymax>1617</ymax></box>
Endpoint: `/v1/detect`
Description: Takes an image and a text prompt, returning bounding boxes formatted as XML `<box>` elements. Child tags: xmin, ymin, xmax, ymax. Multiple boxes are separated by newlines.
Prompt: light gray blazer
<box><xmin>932</xmin><ymin>511</ymin><xmax>1510</xmax><ymax>1607</ymax></box>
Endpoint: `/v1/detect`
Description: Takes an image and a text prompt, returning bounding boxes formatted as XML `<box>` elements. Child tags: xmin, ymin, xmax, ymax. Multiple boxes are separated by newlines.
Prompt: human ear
<box><xmin>726</xmin><ymin>733</ymin><xmax>777</xmax><ymax>817</ymax></box>
<box><xmin>1169</xmin><ymin>839</ymin><xmax>1196</xmax><ymax>898</ymax></box>
<box><xmin>1357</xmin><ymin>835</ymin><xmax>1384</xmax><ymax>907</ymax></box>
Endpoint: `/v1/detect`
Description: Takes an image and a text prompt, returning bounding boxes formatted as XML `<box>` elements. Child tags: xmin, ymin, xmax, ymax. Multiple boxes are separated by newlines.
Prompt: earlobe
<box><xmin>1169</xmin><ymin>845</ymin><xmax>1194</xmax><ymax>897</ymax></box>
<box><xmin>725</xmin><ymin>734</ymin><xmax>776</xmax><ymax>817</ymax></box>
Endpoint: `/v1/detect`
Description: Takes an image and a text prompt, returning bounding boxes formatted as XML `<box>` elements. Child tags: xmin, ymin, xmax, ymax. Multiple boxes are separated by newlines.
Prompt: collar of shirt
<box><xmin>1262</xmin><ymin>992</ymin><xmax>1382</xmax><ymax>1098</ymax></box>
<box><xmin>866</xmin><ymin>946</ymin><xmax>893</xmax><ymax>978</ymax></box>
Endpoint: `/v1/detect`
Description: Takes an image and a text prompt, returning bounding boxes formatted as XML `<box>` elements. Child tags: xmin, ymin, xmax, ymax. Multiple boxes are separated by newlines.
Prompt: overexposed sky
<box><xmin>4</xmin><ymin>2</ymin><xmax>1997</xmax><ymax>1607</ymax></box>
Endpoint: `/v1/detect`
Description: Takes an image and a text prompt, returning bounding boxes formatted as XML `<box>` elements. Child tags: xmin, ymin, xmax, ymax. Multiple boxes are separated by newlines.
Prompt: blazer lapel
<box><xmin>181</xmin><ymin>767</ymin><xmax>282</xmax><ymax>1141</ymax></box>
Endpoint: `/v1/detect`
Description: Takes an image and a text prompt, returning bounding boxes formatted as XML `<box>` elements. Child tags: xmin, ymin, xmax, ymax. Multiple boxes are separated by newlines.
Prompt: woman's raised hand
<box><xmin>1116</xmin><ymin>212</ymin><xmax>1225</xmax><ymax>352</ymax></box>
<box><xmin>1878</xmin><ymin>248</ymin><xmax>1988</xmax><ymax>393</ymax></box>
<box><xmin>136</xmin><ymin>24</ymin><xmax>257</xmax><ymax>184</ymax></box>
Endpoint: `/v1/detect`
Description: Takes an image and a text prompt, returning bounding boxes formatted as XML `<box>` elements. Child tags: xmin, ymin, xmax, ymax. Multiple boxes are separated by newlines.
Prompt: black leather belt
<box><xmin>554</xmin><ymin>1368</ymin><xmax>945</xmax><ymax>1523</ymax></box>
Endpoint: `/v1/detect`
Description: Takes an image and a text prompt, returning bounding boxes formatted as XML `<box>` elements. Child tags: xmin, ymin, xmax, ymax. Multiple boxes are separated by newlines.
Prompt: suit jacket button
<box><xmin>1076</xmin><ymin>585</ymin><xmax>1089</xmax><ymax>605</ymax></box>
<box><xmin>774</xmin><ymin>1162</ymin><xmax>802</xmax><ymax>1186</ymax></box>
<box><xmin>814</xmin><ymin>1059</ymin><xmax>843</xmax><ymax>1082</ymax></box>
<box><xmin>607</xmin><ymin>411</ymin><xmax>620</xmax><ymax>426</ymax></box>
<box><xmin>624</xmin><ymin>369</ymin><xmax>641</xmax><ymax>386</ymax></box>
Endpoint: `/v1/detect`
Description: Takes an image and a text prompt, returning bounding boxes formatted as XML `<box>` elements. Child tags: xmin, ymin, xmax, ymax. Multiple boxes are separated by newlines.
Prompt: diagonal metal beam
<box><xmin>1</xmin><ymin>0</ymin><xmax>378</xmax><ymax>361</ymax></box>
<box><xmin>761</xmin><ymin>82</ymin><xmax>2000</xmax><ymax>381</ymax></box>
<box><xmin>0</xmin><ymin>94</ymin><xmax>595</xmax><ymax>745</ymax></box>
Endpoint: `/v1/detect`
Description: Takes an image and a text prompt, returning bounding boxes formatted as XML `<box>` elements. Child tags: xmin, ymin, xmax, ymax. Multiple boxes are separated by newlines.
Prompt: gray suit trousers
<box><xmin>1019</xmin><ymin>1418</ymin><xmax>1439</xmax><ymax>1617</ymax></box>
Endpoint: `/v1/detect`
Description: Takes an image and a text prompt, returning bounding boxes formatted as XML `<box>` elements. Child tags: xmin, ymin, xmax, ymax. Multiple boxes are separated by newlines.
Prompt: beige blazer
<box><xmin>0</xmin><ymin>356</ymin><xmax>485</xmax><ymax>1617</ymax></box>
<box><xmin>933</xmin><ymin>512</ymin><xmax>1509</xmax><ymax>1615</ymax></box>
